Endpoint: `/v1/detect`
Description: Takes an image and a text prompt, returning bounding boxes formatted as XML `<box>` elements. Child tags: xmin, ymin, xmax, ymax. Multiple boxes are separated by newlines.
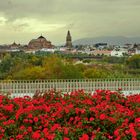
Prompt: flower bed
<box><xmin>0</xmin><ymin>90</ymin><xmax>140</xmax><ymax>140</ymax></box>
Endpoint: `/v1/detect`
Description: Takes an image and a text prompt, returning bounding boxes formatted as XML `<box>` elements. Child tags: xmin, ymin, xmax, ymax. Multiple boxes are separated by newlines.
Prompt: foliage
<box><xmin>83</xmin><ymin>68</ymin><xmax>109</xmax><ymax>78</ymax></box>
<box><xmin>1</xmin><ymin>53</ymin><xmax>140</xmax><ymax>79</ymax></box>
<box><xmin>0</xmin><ymin>90</ymin><xmax>140</xmax><ymax>139</ymax></box>
<box><xmin>126</xmin><ymin>54</ymin><xmax>140</xmax><ymax>69</ymax></box>
<box><xmin>42</xmin><ymin>55</ymin><xmax>83</xmax><ymax>79</ymax></box>
<box><xmin>12</xmin><ymin>66</ymin><xmax>46</xmax><ymax>80</ymax></box>
<box><xmin>103</xmin><ymin>56</ymin><xmax>126</xmax><ymax>64</ymax></box>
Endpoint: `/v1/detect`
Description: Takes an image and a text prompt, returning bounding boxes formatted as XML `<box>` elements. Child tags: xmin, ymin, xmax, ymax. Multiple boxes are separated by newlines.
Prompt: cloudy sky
<box><xmin>0</xmin><ymin>0</ymin><xmax>140</xmax><ymax>45</ymax></box>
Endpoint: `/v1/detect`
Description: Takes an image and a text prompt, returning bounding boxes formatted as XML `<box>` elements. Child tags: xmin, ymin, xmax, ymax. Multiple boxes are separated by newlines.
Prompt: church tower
<box><xmin>65</xmin><ymin>30</ymin><xmax>72</xmax><ymax>48</ymax></box>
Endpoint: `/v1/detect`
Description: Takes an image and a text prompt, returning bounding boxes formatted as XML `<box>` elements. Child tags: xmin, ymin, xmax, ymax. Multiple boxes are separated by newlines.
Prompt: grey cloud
<box><xmin>0</xmin><ymin>0</ymin><xmax>140</xmax><ymax>44</ymax></box>
<box><xmin>11</xmin><ymin>23</ymin><xmax>29</xmax><ymax>32</ymax></box>
<box><xmin>0</xmin><ymin>0</ymin><xmax>139</xmax><ymax>21</ymax></box>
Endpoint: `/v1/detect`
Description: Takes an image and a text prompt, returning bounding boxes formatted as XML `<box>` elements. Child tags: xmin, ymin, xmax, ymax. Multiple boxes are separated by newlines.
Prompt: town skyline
<box><xmin>0</xmin><ymin>0</ymin><xmax>140</xmax><ymax>45</ymax></box>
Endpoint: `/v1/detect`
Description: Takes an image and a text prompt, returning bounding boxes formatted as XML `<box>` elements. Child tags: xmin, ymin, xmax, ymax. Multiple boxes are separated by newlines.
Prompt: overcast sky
<box><xmin>0</xmin><ymin>0</ymin><xmax>140</xmax><ymax>45</ymax></box>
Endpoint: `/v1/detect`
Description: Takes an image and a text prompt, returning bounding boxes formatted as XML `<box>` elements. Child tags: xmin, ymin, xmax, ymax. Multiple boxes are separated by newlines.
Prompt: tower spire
<box><xmin>68</xmin><ymin>30</ymin><xmax>70</xmax><ymax>36</ymax></box>
<box><xmin>65</xmin><ymin>30</ymin><xmax>72</xmax><ymax>48</ymax></box>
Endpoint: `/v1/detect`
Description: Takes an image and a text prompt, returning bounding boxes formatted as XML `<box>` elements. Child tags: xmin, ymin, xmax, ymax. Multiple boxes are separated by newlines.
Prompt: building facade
<box><xmin>9</xmin><ymin>42</ymin><xmax>20</xmax><ymax>49</ymax></box>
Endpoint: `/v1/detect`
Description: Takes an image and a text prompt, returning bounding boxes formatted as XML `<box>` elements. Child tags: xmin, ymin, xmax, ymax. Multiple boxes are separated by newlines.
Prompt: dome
<box><xmin>28</xmin><ymin>39</ymin><xmax>36</xmax><ymax>44</ymax></box>
<box><xmin>28</xmin><ymin>35</ymin><xmax>53</xmax><ymax>49</ymax></box>
<box><xmin>38</xmin><ymin>35</ymin><xmax>46</xmax><ymax>39</ymax></box>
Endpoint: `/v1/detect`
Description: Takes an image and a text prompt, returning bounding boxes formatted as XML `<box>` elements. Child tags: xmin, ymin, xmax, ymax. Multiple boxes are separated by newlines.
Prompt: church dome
<box><xmin>38</xmin><ymin>35</ymin><xmax>46</xmax><ymax>39</ymax></box>
<box><xmin>28</xmin><ymin>35</ymin><xmax>53</xmax><ymax>49</ymax></box>
<box><xmin>29</xmin><ymin>39</ymin><xmax>36</xmax><ymax>43</ymax></box>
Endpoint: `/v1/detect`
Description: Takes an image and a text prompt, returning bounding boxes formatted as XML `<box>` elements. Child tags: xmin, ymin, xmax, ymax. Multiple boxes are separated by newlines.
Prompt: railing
<box><xmin>0</xmin><ymin>79</ymin><xmax>140</xmax><ymax>97</ymax></box>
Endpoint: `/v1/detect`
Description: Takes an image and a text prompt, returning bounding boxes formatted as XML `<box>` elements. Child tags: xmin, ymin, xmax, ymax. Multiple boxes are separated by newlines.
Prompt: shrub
<box><xmin>0</xmin><ymin>90</ymin><xmax>140</xmax><ymax>139</ymax></box>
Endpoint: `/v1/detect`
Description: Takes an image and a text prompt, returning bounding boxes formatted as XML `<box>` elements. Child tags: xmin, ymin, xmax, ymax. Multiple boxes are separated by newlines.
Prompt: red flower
<box><xmin>118</xmin><ymin>88</ymin><xmax>122</xmax><ymax>91</ymax></box>
<box><xmin>79</xmin><ymin>134</ymin><xmax>89</xmax><ymax>140</ymax></box>
<box><xmin>29</xmin><ymin>119</ymin><xmax>33</xmax><ymax>124</ymax></box>
<box><xmin>19</xmin><ymin>125</ymin><xmax>25</xmax><ymax>130</ymax></box>
<box><xmin>47</xmin><ymin>133</ymin><xmax>55</xmax><ymax>140</ymax></box>
<box><xmin>32</xmin><ymin>131</ymin><xmax>41</xmax><ymax>140</ymax></box>
<box><xmin>135</xmin><ymin>117</ymin><xmax>140</xmax><ymax>123</ymax></box>
<box><xmin>129</xmin><ymin>123</ymin><xmax>137</xmax><ymax>137</ymax></box>
<box><xmin>125</xmin><ymin>130</ymin><xmax>129</xmax><ymax>135</ymax></box>
<box><xmin>114</xmin><ymin>129</ymin><xmax>119</xmax><ymax>136</ymax></box>
<box><xmin>132</xmin><ymin>138</ymin><xmax>137</xmax><ymax>140</ymax></box>
<box><xmin>23</xmin><ymin>119</ymin><xmax>28</xmax><ymax>123</ymax></box>
<box><xmin>64</xmin><ymin>108</ymin><xmax>70</xmax><ymax>114</ymax></box>
<box><xmin>45</xmin><ymin>105</ymin><xmax>50</xmax><ymax>112</ymax></box>
<box><xmin>16</xmin><ymin>134</ymin><xmax>23</xmax><ymax>139</ymax></box>
<box><xmin>64</xmin><ymin>137</ymin><xmax>70</xmax><ymax>140</ymax></box>
<box><xmin>64</xmin><ymin>127</ymin><xmax>69</xmax><ymax>135</ymax></box>
<box><xmin>115</xmin><ymin>136</ymin><xmax>121</xmax><ymax>140</ymax></box>
<box><xmin>108</xmin><ymin>135</ymin><xmax>113</xmax><ymax>139</ymax></box>
<box><xmin>16</xmin><ymin>108</ymin><xmax>23</xmax><ymax>120</ymax></box>
<box><xmin>0</xmin><ymin>134</ymin><xmax>4</xmax><ymax>139</ymax></box>
<box><xmin>89</xmin><ymin>117</ymin><xmax>94</xmax><ymax>121</ymax></box>
<box><xmin>33</xmin><ymin>117</ymin><xmax>39</xmax><ymax>122</ymax></box>
<box><xmin>28</xmin><ymin>113</ymin><xmax>33</xmax><ymax>118</ymax></box>
<box><xmin>4</xmin><ymin>104</ymin><xmax>14</xmax><ymax>112</ymax></box>
<box><xmin>27</xmin><ymin>126</ymin><xmax>32</xmax><ymax>133</ymax></box>
<box><xmin>99</xmin><ymin>114</ymin><xmax>106</xmax><ymax>120</ymax></box>
<box><xmin>51</xmin><ymin>123</ymin><xmax>60</xmax><ymax>131</ymax></box>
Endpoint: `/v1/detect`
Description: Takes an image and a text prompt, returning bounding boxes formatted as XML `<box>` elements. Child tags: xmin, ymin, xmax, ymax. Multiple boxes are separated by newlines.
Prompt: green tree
<box><xmin>83</xmin><ymin>68</ymin><xmax>109</xmax><ymax>78</ymax></box>
<box><xmin>0</xmin><ymin>53</ymin><xmax>13</xmax><ymax>73</ymax></box>
<box><xmin>12</xmin><ymin>66</ymin><xmax>46</xmax><ymax>80</ymax></box>
<box><xmin>42</xmin><ymin>55</ymin><xmax>83</xmax><ymax>79</ymax></box>
<box><xmin>126</xmin><ymin>54</ymin><xmax>140</xmax><ymax>69</ymax></box>
<box><xmin>61</xmin><ymin>64</ymin><xmax>83</xmax><ymax>79</ymax></box>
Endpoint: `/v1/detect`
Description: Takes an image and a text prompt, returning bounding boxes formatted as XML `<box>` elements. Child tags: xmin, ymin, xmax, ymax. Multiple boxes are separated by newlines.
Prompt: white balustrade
<box><xmin>0</xmin><ymin>79</ymin><xmax>140</xmax><ymax>97</ymax></box>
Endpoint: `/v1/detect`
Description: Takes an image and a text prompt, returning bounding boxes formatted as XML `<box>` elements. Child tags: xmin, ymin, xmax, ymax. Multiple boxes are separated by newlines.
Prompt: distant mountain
<box><xmin>73</xmin><ymin>36</ymin><xmax>140</xmax><ymax>46</ymax></box>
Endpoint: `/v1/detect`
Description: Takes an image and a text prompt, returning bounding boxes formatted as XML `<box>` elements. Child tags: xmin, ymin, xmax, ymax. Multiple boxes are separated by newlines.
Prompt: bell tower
<box><xmin>65</xmin><ymin>30</ymin><xmax>72</xmax><ymax>48</ymax></box>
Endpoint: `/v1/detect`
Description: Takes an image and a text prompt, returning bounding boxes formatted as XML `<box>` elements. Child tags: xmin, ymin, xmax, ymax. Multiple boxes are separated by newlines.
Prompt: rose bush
<box><xmin>0</xmin><ymin>89</ymin><xmax>140</xmax><ymax>140</ymax></box>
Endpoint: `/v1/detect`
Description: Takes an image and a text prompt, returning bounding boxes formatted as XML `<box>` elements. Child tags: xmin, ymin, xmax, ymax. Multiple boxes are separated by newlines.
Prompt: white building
<box><xmin>111</xmin><ymin>49</ymin><xmax>128</xmax><ymax>57</ymax></box>
<box><xmin>40</xmin><ymin>48</ymin><xmax>57</xmax><ymax>53</ymax></box>
<box><xmin>135</xmin><ymin>48</ymin><xmax>140</xmax><ymax>54</ymax></box>
<box><xmin>91</xmin><ymin>50</ymin><xmax>111</xmax><ymax>56</ymax></box>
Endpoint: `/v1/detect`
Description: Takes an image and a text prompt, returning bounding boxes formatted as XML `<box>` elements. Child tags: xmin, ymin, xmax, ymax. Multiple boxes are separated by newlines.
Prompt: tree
<box><xmin>83</xmin><ymin>68</ymin><xmax>109</xmax><ymax>78</ymax></box>
<box><xmin>0</xmin><ymin>53</ymin><xmax>13</xmax><ymax>73</ymax></box>
<box><xmin>61</xmin><ymin>64</ymin><xmax>83</xmax><ymax>79</ymax></box>
<box><xmin>126</xmin><ymin>54</ymin><xmax>140</xmax><ymax>69</ymax></box>
<box><xmin>12</xmin><ymin>66</ymin><xmax>46</xmax><ymax>80</ymax></box>
<box><xmin>42</xmin><ymin>55</ymin><xmax>83</xmax><ymax>79</ymax></box>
